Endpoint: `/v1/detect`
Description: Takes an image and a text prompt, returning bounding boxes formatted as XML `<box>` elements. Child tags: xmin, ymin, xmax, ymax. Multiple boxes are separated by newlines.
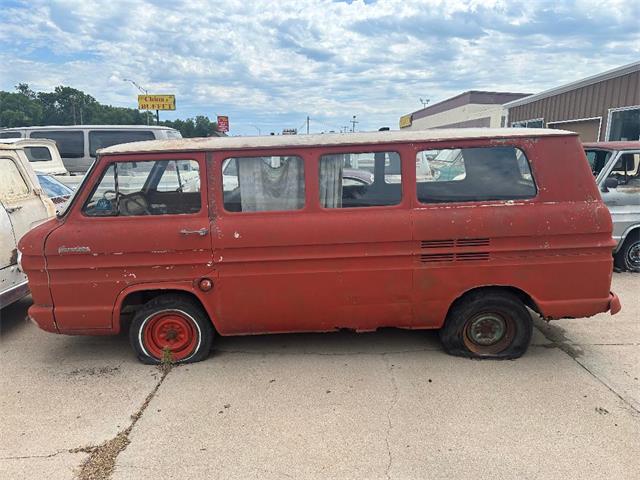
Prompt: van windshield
<box><xmin>56</xmin><ymin>159</ymin><xmax>98</xmax><ymax>217</ymax></box>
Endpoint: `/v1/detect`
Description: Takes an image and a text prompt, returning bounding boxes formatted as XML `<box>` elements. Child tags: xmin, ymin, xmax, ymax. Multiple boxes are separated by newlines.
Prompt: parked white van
<box><xmin>0</xmin><ymin>125</ymin><xmax>182</xmax><ymax>174</ymax></box>
<box><xmin>0</xmin><ymin>143</ymin><xmax>55</xmax><ymax>308</ymax></box>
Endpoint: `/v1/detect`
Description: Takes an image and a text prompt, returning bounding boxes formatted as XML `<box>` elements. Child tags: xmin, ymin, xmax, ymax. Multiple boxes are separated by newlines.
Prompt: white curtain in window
<box><xmin>319</xmin><ymin>155</ymin><xmax>343</xmax><ymax>208</ymax></box>
<box><xmin>238</xmin><ymin>157</ymin><xmax>305</xmax><ymax>211</ymax></box>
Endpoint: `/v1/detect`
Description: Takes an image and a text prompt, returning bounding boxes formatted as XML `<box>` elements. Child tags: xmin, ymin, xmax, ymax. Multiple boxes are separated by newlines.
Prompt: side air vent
<box><xmin>456</xmin><ymin>238</ymin><xmax>490</xmax><ymax>247</ymax></box>
<box><xmin>420</xmin><ymin>239</ymin><xmax>455</xmax><ymax>249</ymax></box>
<box><xmin>420</xmin><ymin>253</ymin><xmax>455</xmax><ymax>263</ymax></box>
<box><xmin>456</xmin><ymin>252</ymin><xmax>490</xmax><ymax>261</ymax></box>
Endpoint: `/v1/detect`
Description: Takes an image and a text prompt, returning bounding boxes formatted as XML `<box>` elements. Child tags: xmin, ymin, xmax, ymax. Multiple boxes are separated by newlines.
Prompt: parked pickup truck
<box><xmin>584</xmin><ymin>141</ymin><xmax>640</xmax><ymax>272</ymax></box>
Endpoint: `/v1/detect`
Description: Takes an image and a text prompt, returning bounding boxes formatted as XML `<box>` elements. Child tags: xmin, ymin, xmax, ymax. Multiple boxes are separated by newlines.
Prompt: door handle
<box><xmin>6</xmin><ymin>206</ymin><xmax>22</xmax><ymax>214</ymax></box>
<box><xmin>179</xmin><ymin>228</ymin><xmax>209</xmax><ymax>236</ymax></box>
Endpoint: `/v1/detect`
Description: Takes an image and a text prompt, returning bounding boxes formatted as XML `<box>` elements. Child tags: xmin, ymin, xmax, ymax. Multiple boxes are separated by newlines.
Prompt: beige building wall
<box><xmin>404</xmin><ymin>103</ymin><xmax>505</xmax><ymax>130</ymax></box>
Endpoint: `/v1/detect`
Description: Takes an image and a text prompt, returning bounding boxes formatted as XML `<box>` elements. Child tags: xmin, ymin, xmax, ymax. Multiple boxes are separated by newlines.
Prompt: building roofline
<box><xmin>409</xmin><ymin>91</ymin><xmax>531</xmax><ymax>120</ymax></box>
<box><xmin>504</xmin><ymin>60</ymin><xmax>640</xmax><ymax>109</ymax></box>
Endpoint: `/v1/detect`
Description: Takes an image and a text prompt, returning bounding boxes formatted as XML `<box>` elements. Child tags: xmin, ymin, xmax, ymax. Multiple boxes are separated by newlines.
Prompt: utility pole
<box><xmin>350</xmin><ymin>115</ymin><xmax>358</xmax><ymax>133</ymax></box>
<box><xmin>306</xmin><ymin>116</ymin><xmax>310</xmax><ymax>135</ymax></box>
<box><xmin>124</xmin><ymin>78</ymin><xmax>150</xmax><ymax>125</ymax></box>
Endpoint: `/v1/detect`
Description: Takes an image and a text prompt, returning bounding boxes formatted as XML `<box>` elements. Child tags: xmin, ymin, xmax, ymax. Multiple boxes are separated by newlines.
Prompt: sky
<box><xmin>0</xmin><ymin>0</ymin><xmax>638</xmax><ymax>135</ymax></box>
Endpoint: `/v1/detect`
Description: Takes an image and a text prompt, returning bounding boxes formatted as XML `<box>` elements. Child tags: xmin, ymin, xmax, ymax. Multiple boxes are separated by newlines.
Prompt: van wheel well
<box><xmin>119</xmin><ymin>289</ymin><xmax>214</xmax><ymax>332</ymax></box>
<box><xmin>446</xmin><ymin>286</ymin><xmax>540</xmax><ymax>320</ymax></box>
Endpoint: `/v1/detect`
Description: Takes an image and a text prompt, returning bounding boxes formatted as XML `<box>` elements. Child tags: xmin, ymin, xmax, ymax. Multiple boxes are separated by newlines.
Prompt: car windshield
<box><xmin>37</xmin><ymin>174</ymin><xmax>73</xmax><ymax>198</ymax></box>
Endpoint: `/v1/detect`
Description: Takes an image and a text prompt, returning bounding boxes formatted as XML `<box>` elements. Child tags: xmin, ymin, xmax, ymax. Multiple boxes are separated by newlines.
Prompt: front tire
<box><xmin>614</xmin><ymin>231</ymin><xmax>640</xmax><ymax>272</ymax></box>
<box><xmin>129</xmin><ymin>294</ymin><xmax>214</xmax><ymax>364</ymax></box>
<box><xmin>439</xmin><ymin>290</ymin><xmax>533</xmax><ymax>359</ymax></box>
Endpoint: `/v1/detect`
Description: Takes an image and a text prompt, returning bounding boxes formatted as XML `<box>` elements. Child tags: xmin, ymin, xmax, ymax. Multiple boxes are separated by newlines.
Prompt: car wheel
<box><xmin>614</xmin><ymin>231</ymin><xmax>640</xmax><ymax>273</ymax></box>
<box><xmin>439</xmin><ymin>290</ymin><xmax>533</xmax><ymax>359</ymax></box>
<box><xmin>129</xmin><ymin>294</ymin><xmax>214</xmax><ymax>365</ymax></box>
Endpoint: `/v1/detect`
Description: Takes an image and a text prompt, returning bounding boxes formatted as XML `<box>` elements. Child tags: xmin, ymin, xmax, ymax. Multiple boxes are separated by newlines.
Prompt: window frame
<box><xmin>29</xmin><ymin>130</ymin><xmax>85</xmax><ymax>158</ymax></box>
<box><xmin>317</xmin><ymin>149</ymin><xmax>404</xmax><ymax>211</ymax></box>
<box><xmin>511</xmin><ymin>118</ymin><xmax>545</xmax><ymax>129</ymax></box>
<box><xmin>220</xmin><ymin>151</ymin><xmax>309</xmax><ymax>215</ymax></box>
<box><xmin>411</xmin><ymin>141</ymin><xmax>539</xmax><ymax>207</ymax></box>
<box><xmin>79</xmin><ymin>155</ymin><xmax>205</xmax><ymax>219</ymax></box>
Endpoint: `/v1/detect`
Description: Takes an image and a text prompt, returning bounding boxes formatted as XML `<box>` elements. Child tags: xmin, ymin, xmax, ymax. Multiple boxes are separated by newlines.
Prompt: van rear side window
<box><xmin>416</xmin><ymin>146</ymin><xmax>536</xmax><ymax>203</ymax></box>
<box><xmin>0</xmin><ymin>132</ymin><xmax>21</xmax><ymax>138</ymax></box>
<box><xmin>31</xmin><ymin>131</ymin><xmax>84</xmax><ymax>158</ymax></box>
<box><xmin>89</xmin><ymin>130</ymin><xmax>155</xmax><ymax>157</ymax></box>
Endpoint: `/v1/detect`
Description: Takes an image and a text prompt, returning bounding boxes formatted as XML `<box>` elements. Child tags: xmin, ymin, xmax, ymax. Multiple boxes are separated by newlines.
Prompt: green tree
<box><xmin>0</xmin><ymin>84</ymin><xmax>218</xmax><ymax>136</ymax></box>
<box><xmin>0</xmin><ymin>87</ymin><xmax>43</xmax><ymax>127</ymax></box>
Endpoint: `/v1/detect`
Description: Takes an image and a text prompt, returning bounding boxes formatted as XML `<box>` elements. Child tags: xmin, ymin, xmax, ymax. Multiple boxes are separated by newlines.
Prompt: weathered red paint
<box><xmin>19</xmin><ymin>131</ymin><xmax>619</xmax><ymax>342</ymax></box>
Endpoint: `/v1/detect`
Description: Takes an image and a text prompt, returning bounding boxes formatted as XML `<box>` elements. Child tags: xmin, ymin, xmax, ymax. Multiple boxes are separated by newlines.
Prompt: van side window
<box><xmin>83</xmin><ymin>160</ymin><xmax>201</xmax><ymax>217</ymax></box>
<box><xmin>31</xmin><ymin>131</ymin><xmax>84</xmax><ymax>158</ymax></box>
<box><xmin>416</xmin><ymin>146</ymin><xmax>536</xmax><ymax>203</ymax></box>
<box><xmin>319</xmin><ymin>152</ymin><xmax>401</xmax><ymax>208</ymax></box>
<box><xmin>0</xmin><ymin>132</ymin><xmax>22</xmax><ymax>138</ymax></box>
<box><xmin>223</xmin><ymin>156</ymin><xmax>305</xmax><ymax>212</ymax></box>
<box><xmin>89</xmin><ymin>130</ymin><xmax>156</xmax><ymax>157</ymax></box>
<box><xmin>0</xmin><ymin>158</ymin><xmax>29</xmax><ymax>201</ymax></box>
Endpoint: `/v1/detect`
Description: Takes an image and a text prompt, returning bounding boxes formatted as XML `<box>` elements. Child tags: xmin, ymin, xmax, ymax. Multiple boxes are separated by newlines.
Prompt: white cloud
<box><xmin>1</xmin><ymin>0</ymin><xmax>638</xmax><ymax>134</ymax></box>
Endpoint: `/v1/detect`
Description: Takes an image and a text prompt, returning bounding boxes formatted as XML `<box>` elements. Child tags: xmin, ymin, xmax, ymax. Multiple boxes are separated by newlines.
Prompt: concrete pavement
<box><xmin>1</xmin><ymin>273</ymin><xmax>638</xmax><ymax>480</ymax></box>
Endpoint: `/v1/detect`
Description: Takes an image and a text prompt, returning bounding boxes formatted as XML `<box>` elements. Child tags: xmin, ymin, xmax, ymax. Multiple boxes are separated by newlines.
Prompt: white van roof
<box><xmin>1</xmin><ymin>125</ymin><xmax>177</xmax><ymax>131</ymax></box>
<box><xmin>0</xmin><ymin>138</ymin><xmax>58</xmax><ymax>146</ymax></box>
<box><xmin>100</xmin><ymin>128</ymin><xmax>574</xmax><ymax>155</ymax></box>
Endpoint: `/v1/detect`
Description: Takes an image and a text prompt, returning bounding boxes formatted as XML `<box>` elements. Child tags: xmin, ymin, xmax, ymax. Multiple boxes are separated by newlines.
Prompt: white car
<box><xmin>1</xmin><ymin>143</ymin><xmax>56</xmax><ymax>308</ymax></box>
<box><xmin>0</xmin><ymin>137</ymin><xmax>84</xmax><ymax>189</ymax></box>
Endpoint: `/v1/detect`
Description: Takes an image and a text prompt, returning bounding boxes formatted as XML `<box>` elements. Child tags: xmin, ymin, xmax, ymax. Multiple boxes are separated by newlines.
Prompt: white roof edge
<box><xmin>503</xmin><ymin>60</ymin><xmax>640</xmax><ymax>109</ymax></box>
<box><xmin>100</xmin><ymin>127</ymin><xmax>573</xmax><ymax>155</ymax></box>
<box><xmin>0</xmin><ymin>124</ymin><xmax>178</xmax><ymax>130</ymax></box>
<box><xmin>0</xmin><ymin>137</ymin><xmax>57</xmax><ymax>145</ymax></box>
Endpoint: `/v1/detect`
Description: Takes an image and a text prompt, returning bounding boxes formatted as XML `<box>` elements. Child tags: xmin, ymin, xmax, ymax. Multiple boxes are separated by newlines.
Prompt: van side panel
<box><xmin>411</xmin><ymin>136</ymin><xmax>614</xmax><ymax>327</ymax></box>
<box><xmin>210</xmin><ymin>147</ymin><xmax>414</xmax><ymax>335</ymax></box>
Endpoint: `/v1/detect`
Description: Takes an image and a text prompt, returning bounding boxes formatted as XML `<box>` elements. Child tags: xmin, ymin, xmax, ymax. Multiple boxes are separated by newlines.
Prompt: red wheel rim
<box><xmin>142</xmin><ymin>311</ymin><xmax>199</xmax><ymax>361</ymax></box>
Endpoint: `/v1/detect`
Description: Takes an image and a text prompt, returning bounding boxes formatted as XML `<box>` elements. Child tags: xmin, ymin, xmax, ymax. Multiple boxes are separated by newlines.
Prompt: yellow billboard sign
<box><xmin>399</xmin><ymin>114</ymin><xmax>413</xmax><ymax>129</ymax></box>
<box><xmin>138</xmin><ymin>95</ymin><xmax>176</xmax><ymax>111</ymax></box>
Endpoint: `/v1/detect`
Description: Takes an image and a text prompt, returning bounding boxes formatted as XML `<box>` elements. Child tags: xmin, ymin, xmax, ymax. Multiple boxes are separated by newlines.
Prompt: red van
<box><xmin>18</xmin><ymin>129</ymin><xmax>621</xmax><ymax>364</ymax></box>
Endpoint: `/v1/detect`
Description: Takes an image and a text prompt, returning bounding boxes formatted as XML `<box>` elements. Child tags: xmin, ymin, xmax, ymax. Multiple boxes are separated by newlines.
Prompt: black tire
<box><xmin>129</xmin><ymin>294</ymin><xmax>214</xmax><ymax>365</ymax></box>
<box><xmin>614</xmin><ymin>231</ymin><xmax>640</xmax><ymax>273</ymax></box>
<box><xmin>439</xmin><ymin>290</ymin><xmax>533</xmax><ymax>359</ymax></box>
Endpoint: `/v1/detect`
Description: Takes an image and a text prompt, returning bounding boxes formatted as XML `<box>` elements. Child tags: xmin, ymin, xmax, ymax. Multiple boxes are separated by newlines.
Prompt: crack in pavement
<box><xmin>533</xmin><ymin>321</ymin><xmax>640</xmax><ymax>416</ymax></box>
<box><xmin>74</xmin><ymin>365</ymin><xmax>173</xmax><ymax>480</ymax></box>
<box><xmin>0</xmin><ymin>446</ymin><xmax>95</xmax><ymax>461</ymax></box>
<box><xmin>382</xmin><ymin>355</ymin><xmax>399</xmax><ymax>480</ymax></box>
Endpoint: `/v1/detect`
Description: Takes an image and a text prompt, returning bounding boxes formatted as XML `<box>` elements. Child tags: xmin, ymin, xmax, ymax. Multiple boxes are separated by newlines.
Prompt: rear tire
<box><xmin>129</xmin><ymin>294</ymin><xmax>214</xmax><ymax>365</ymax></box>
<box><xmin>614</xmin><ymin>231</ymin><xmax>640</xmax><ymax>272</ymax></box>
<box><xmin>439</xmin><ymin>290</ymin><xmax>533</xmax><ymax>359</ymax></box>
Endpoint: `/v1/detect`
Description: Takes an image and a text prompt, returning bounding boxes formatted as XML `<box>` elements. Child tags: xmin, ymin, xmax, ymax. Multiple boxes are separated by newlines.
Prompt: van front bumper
<box><xmin>608</xmin><ymin>291</ymin><xmax>621</xmax><ymax>315</ymax></box>
<box><xmin>28</xmin><ymin>304</ymin><xmax>59</xmax><ymax>333</ymax></box>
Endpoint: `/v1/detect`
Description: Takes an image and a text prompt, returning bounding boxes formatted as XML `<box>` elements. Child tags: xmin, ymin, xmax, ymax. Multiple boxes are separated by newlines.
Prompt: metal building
<box><xmin>505</xmin><ymin>61</ymin><xmax>640</xmax><ymax>142</ymax></box>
